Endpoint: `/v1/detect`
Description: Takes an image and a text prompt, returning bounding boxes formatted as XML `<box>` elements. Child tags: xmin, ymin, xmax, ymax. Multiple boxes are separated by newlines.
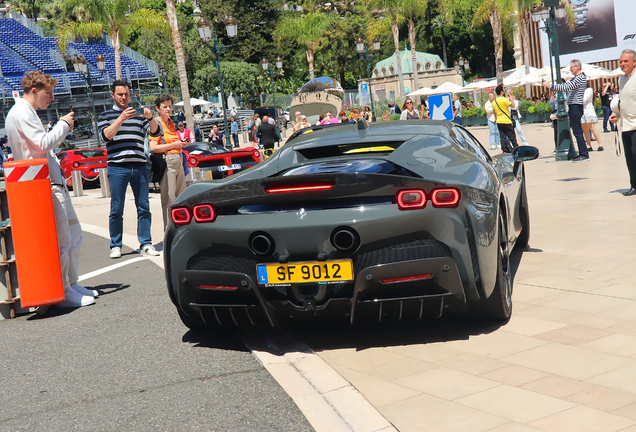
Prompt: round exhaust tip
<box><xmin>250</xmin><ymin>232</ymin><xmax>275</xmax><ymax>256</ymax></box>
<box><xmin>330</xmin><ymin>226</ymin><xmax>360</xmax><ymax>252</ymax></box>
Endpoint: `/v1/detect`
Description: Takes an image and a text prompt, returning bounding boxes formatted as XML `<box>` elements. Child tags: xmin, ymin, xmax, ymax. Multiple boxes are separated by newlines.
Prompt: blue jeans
<box><xmin>601</xmin><ymin>105</ymin><xmax>615</xmax><ymax>131</ymax></box>
<box><xmin>107</xmin><ymin>164</ymin><xmax>152</xmax><ymax>249</ymax></box>
<box><xmin>488</xmin><ymin>120</ymin><xmax>500</xmax><ymax>147</ymax></box>
<box><xmin>454</xmin><ymin>116</ymin><xmax>462</xmax><ymax>125</ymax></box>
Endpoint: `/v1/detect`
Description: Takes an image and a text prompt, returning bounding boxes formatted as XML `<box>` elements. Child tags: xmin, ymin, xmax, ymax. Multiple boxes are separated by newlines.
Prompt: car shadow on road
<box><xmin>182</xmin><ymin>329</ymin><xmax>250</xmax><ymax>352</ymax></box>
<box><xmin>278</xmin><ymin>248</ymin><xmax>526</xmax><ymax>353</ymax></box>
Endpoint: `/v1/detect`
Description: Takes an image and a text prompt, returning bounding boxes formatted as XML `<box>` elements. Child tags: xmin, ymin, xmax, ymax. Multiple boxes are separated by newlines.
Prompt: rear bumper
<box><xmin>176</xmin><ymin>255</ymin><xmax>466</xmax><ymax>326</ymax></box>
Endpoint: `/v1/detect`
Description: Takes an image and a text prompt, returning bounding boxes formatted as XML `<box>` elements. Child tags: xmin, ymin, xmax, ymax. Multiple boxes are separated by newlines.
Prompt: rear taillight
<box><xmin>193</xmin><ymin>204</ymin><xmax>215</xmax><ymax>222</ymax></box>
<box><xmin>397</xmin><ymin>190</ymin><xmax>426</xmax><ymax>210</ymax></box>
<box><xmin>253</xmin><ymin>150</ymin><xmax>260</xmax><ymax>158</ymax></box>
<box><xmin>188</xmin><ymin>157</ymin><xmax>197</xmax><ymax>166</ymax></box>
<box><xmin>171</xmin><ymin>207</ymin><xmax>191</xmax><ymax>225</ymax></box>
<box><xmin>431</xmin><ymin>188</ymin><xmax>461</xmax><ymax>207</ymax></box>
<box><xmin>265</xmin><ymin>184</ymin><xmax>334</xmax><ymax>193</ymax></box>
<box><xmin>72</xmin><ymin>162</ymin><xmax>80</xmax><ymax>168</ymax></box>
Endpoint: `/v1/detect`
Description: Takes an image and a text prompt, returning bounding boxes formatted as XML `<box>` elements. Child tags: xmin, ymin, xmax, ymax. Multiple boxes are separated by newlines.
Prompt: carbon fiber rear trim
<box><xmin>464</xmin><ymin>220</ymin><xmax>483</xmax><ymax>297</ymax></box>
<box><xmin>354</xmin><ymin>239</ymin><xmax>452</xmax><ymax>274</ymax></box>
<box><xmin>187</xmin><ymin>251</ymin><xmax>258</xmax><ymax>281</ymax></box>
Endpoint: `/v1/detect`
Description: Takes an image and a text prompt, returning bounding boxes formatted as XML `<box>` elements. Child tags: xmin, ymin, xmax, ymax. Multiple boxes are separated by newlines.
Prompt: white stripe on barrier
<box><xmin>3</xmin><ymin>167</ymin><xmax>13</xmax><ymax>178</ymax></box>
<box><xmin>20</xmin><ymin>165</ymin><xmax>45</xmax><ymax>182</ymax></box>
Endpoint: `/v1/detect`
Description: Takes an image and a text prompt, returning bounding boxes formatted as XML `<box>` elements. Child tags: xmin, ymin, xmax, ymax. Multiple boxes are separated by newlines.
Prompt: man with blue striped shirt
<box><xmin>543</xmin><ymin>59</ymin><xmax>588</xmax><ymax>162</ymax></box>
<box><xmin>98</xmin><ymin>80</ymin><xmax>161</xmax><ymax>259</ymax></box>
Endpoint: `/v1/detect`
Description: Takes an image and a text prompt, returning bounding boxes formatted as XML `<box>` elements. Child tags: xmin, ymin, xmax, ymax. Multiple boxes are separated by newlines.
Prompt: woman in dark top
<box><xmin>400</xmin><ymin>98</ymin><xmax>420</xmax><ymax>120</ymax></box>
<box><xmin>601</xmin><ymin>82</ymin><xmax>615</xmax><ymax>132</ymax></box>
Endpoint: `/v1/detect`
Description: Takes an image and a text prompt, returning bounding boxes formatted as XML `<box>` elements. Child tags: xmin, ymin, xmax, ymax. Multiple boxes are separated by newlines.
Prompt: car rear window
<box><xmin>75</xmin><ymin>150</ymin><xmax>105</xmax><ymax>158</ymax></box>
<box><xmin>296</xmin><ymin>141</ymin><xmax>404</xmax><ymax>159</ymax></box>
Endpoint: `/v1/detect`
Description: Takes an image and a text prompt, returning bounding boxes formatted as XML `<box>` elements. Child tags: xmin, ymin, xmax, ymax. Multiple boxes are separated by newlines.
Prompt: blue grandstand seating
<box><xmin>0</xmin><ymin>18</ymin><xmax>156</xmax><ymax>96</ymax></box>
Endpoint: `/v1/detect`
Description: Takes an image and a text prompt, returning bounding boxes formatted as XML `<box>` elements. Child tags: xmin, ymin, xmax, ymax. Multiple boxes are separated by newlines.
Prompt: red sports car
<box><xmin>57</xmin><ymin>147</ymin><xmax>107</xmax><ymax>188</ymax></box>
<box><xmin>184</xmin><ymin>142</ymin><xmax>261</xmax><ymax>178</ymax></box>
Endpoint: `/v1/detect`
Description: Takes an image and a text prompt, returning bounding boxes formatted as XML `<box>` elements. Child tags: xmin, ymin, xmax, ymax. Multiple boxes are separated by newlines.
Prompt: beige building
<box><xmin>359</xmin><ymin>47</ymin><xmax>464</xmax><ymax>104</ymax></box>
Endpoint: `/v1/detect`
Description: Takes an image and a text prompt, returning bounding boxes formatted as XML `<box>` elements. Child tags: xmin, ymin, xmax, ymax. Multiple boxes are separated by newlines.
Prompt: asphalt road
<box><xmin>0</xmin><ymin>232</ymin><xmax>313</xmax><ymax>432</ymax></box>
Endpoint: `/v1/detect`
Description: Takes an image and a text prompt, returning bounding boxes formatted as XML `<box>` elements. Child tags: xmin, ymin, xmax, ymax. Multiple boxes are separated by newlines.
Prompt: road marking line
<box><xmin>78</xmin><ymin>257</ymin><xmax>149</xmax><ymax>282</ymax></box>
<box><xmin>80</xmin><ymin>223</ymin><xmax>395</xmax><ymax>432</ymax></box>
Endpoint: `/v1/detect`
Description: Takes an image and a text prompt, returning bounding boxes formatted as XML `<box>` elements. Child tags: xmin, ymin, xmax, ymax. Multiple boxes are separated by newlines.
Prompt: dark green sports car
<box><xmin>164</xmin><ymin>120</ymin><xmax>538</xmax><ymax>330</ymax></box>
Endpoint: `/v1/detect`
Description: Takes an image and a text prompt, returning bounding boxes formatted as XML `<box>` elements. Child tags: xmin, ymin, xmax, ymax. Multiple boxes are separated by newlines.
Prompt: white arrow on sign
<box><xmin>431</xmin><ymin>94</ymin><xmax>451</xmax><ymax>120</ymax></box>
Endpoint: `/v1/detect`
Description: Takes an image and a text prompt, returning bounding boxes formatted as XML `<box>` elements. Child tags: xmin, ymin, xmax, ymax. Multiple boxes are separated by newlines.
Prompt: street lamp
<box><xmin>196</xmin><ymin>14</ymin><xmax>238</xmax><ymax>151</ymax></box>
<box><xmin>356</xmin><ymin>36</ymin><xmax>380</xmax><ymax>122</ymax></box>
<box><xmin>261</xmin><ymin>56</ymin><xmax>283</xmax><ymax>136</ymax></box>
<box><xmin>73</xmin><ymin>53</ymin><xmax>106</xmax><ymax>147</ymax></box>
<box><xmin>454</xmin><ymin>56</ymin><xmax>470</xmax><ymax>84</ymax></box>
<box><xmin>158</xmin><ymin>66</ymin><xmax>167</xmax><ymax>90</ymax></box>
<box><xmin>532</xmin><ymin>0</ymin><xmax>573</xmax><ymax>161</ymax></box>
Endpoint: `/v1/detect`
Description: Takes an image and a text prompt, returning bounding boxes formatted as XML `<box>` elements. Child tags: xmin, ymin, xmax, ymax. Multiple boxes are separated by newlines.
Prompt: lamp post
<box><xmin>454</xmin><ymin>56</ymin><xmax>470</xmax><ymax>85</ymax></box>
<box><xmin>356</xmin><ymin>36</ymin><xmax>380</xmax><ymax>122</ymax></box>
<box><xmin>261</xmin><ymin>57</ymin><xmax>283</xmax><ymax>135</ymax></box>
<box><xmin>73</xmin><ymin>53</ymin><xmax>105</xmax><ymax>147</ymax></box>
<box><xmin>532</xmin><ymin>1</ymin><xmax>573</xmax><ymax>161</ymax></box>
<box><xmin>158</xmin><ymin>66</ymin><xmax>167</xmax><ymax>90</ymax></box>
<box><xmin>196</xmin><ymin>15</ymin><xmax>238</xmax><ymax>151</ymax></box>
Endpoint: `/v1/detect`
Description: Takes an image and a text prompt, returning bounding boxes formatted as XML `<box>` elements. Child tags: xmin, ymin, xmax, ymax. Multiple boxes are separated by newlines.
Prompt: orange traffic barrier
<box><xmin>4</xmin><ymin>159</ymin><xmax>64</xmax><ymax>308</ymax></box>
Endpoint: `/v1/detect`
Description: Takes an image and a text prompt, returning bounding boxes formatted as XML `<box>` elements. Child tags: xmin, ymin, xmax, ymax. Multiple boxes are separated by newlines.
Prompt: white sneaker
<box><xmin>110</xmin><ymin>247</ymin><xmax>121</xmax><ymax>259</ymax></box>
<box><xmin>72</xmin><ymin>282</ymin><xmax>98</xmax><ymax>297</ymax></box>
<box><xmin>141</xmin><ymin>244</ymin><xmax>160</xmax><ymax>256</ymax></box>
<box><xmin>490</xmin><ymin>145</ymin><xmax>497</xmax><ymax>150</ymax></box>
<box><xmin>57</xmin><ymin>287</ymin><xmax>95</xmax><ymax>308</ymax></box>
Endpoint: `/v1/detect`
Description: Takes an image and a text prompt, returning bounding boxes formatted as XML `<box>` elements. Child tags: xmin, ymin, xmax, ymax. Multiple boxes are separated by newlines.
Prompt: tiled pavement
<box><xmin>313</xmin><ymin>122</ymin><xmax>636</xmax><ymax>432</ymax></box>
<box><xmin>72</xmin><ymin>121</ymin><xmax>636</xmax><ymax>431</ymax></box>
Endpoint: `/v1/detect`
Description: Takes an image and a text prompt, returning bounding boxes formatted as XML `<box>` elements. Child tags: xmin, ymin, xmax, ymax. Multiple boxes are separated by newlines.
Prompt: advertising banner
<box><xmin>541</xmin><ymin>0</ymin><xmax>636</xmax><ymax>65</ymax></box>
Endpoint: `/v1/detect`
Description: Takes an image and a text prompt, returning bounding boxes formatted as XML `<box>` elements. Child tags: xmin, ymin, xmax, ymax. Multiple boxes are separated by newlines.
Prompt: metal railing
<box><xmin>49</xmin><ymin>48</ymin><xmax>67</xmax><ymax>72</ymax></box>
<box><xmin>8</xmin><ymin>10</ymin><xmax>43</xmax><ymax>36</ymax></box>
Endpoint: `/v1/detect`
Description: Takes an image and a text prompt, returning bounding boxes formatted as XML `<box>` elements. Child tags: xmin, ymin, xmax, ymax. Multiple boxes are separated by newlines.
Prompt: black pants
<box><xmin>552</xmin><ymin>119</ymin><xmax>558</xmax><ymax>150</ymax></box>
<box><xmin>623</xmin><ymin>130</ymin><xmax>636</xmax><ymax>189</ymax></box>
<box><xmin>568</xmin><ymin>104</ymin><xmax>588</xmax><ymax>158</ymax></box>
<box><xmin>497</xmin><ymin>123</ymin><xmax>518</xmax><ymax>153</ymax></box>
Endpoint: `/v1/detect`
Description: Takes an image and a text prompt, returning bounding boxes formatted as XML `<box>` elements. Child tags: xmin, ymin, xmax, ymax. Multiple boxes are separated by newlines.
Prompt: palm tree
<box><xmin>274</xmin><ymin>8</ymin><xmax>337</xmax><ymax>80</ymax></box>
<box><xmin>401</xmin><ymin>0</ymin><xmax>428</xmax><ymax>93</ymax></box>
<box><xmin>370</xmin><ymin>0</ymin><xmax>407</xmax><ymax>103</ymax></box>
<box><xmin>56</xmin><ymin>0</ymin><xmax>168</xmax><ymax>80</ymax></box>
<box><xmin>441</xmin><ymin>0</ymin><xmax>516</xmax><ymax>85</ymax></box>
<box><xmin>165</xmin><ymin>0</ymin><xmax>194</xmax><ymax>132</ymax></box>
<box><xmin>431</xmin><ymin>13</ymin><xmax>451</xmax><ymax>68</ymax></box>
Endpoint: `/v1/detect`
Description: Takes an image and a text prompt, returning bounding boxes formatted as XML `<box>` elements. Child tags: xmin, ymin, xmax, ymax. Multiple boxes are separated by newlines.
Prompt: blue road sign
<box><xmin>428</xmin><ymin>93</ymin><xmax>453</xmax><ymax>121</ymax></box>
<box><xmin>360</xmin><ymin>83</ymin><xmax>368</xmax><ymax>94</ymax></box>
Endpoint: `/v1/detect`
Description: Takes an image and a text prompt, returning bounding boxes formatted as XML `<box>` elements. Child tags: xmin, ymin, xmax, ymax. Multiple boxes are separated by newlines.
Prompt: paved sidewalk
<box><xmin>72</xmin><ymin>121</ymin><xmax>636</xmax><ymax>432</ymax></box>
<box><xmin>312</xmin><ymin>123</ymin><xmax>636</xmax><ymax>432</ymax></box>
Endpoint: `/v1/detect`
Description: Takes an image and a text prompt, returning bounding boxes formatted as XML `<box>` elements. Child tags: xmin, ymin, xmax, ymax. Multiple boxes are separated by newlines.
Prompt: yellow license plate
<box><xmin>256</xmin><ymin>260</ymin><xmax>354</xmax><ymax>285</ymax></box>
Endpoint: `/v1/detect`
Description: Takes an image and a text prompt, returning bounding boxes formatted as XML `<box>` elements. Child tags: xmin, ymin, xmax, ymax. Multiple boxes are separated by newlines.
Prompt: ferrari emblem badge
<box><xmin>297</xmin><ymin>208</ymin><xmax>306</xmax><ymax>220</ymax></box>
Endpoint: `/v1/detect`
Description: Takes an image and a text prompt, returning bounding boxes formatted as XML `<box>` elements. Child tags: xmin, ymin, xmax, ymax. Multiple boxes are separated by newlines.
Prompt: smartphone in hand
<box><xmin>135</xmin><ymin>107</ymin><xmax>145</xmax><ymax>116</ymax></box>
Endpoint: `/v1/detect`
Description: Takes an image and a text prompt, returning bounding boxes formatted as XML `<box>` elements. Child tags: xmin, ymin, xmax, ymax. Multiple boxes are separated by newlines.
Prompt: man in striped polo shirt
<box><xmin>543</xmin><ymin>59</ymin><xmax>588</xmax><ymax>162</ymax></box>
<box><xmin>98</xmin><ymin>80</ymin><xmax>161</xmax><ymax>259</ymax></box>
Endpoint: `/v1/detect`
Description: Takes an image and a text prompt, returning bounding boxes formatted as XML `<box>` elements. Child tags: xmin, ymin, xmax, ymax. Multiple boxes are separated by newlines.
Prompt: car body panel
<box><xmin>184</xmin><ymin>142</ymin><xmax>260</xmax><ymax>179</ymax></box>
<box><xmin>166</xmin><ymin>120</ymin><xmax>534</xmax><ymax>326</ymax></box>
<box><xmin>57</xmin><ymin>147</ymin><xmax>107</xmax><ymax>187</ymax></box>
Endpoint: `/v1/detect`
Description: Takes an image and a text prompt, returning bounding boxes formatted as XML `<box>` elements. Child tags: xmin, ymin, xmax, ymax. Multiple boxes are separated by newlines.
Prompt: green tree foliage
<box><xmin>191</xmin><ymin>61</ymin><xmax>260</xmax><ymax>100</ymax></box>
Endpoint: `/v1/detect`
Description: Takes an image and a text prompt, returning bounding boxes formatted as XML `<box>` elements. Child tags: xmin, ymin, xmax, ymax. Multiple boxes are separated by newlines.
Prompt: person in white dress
<box><xmin>581</xmin><ymin>87</ymin><xmax>603</xmax><ymax>151</ymax></box>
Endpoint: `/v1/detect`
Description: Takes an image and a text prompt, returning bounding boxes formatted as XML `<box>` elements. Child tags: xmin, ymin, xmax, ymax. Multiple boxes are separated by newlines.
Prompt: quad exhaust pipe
<box><xmin>331</xmin><ymin>227</ymin><xmax>359</xmax><ymax>252</ymax></box>
<box><xmin>250</xmin><ymin>233</ymin><xmax>275</xmax><ymax>256</ymax></box>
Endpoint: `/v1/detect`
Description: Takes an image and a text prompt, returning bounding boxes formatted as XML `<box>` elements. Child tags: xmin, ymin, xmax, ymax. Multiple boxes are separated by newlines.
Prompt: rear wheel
<box><xmin>515</xmin><ymin>176</ymin><xmax>530</xmax><ymax>249</ymax></box>
<box><xmin>481</xmin><ymin>209</ymin><xmax>512</xmax><ymax>321</ymax></box>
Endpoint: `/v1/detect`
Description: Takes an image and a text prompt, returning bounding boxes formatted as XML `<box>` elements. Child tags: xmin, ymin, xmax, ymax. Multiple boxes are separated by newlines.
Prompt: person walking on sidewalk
<box><xmin>493</xmin><ymin>84</ymin><xmax>518</xmax><ymax>153</ymax></box>
<box><xmin>508</xmin><ymin>90</ymin><xmax>529</xmax><ymax>145</ymax></box>
<box><xmin>230</xmin><ymin>116</ymin><xmax>239</xmax><ymax>148</ymax></box>
<box><xmin>601</xmin><ymin>82</ymin><xmax>616</xmax><ymax>133</ymax></box>
<box><xmin>610</xmin><ymin>49</ymin><xmax>636</xmax><ymax>196</ymax></box>
<box><xmin>581</xmin><ymin>87</ymin><xmax>603</xmax><ymax>152</ymax></box>
<box><xmin>98</xmin><ymin>80</ymin><xmax>162</xmax><ymax>259</ymax></box>
<box><xmin>543</xmin><ymin>59</ymin><xmax>588</xmax><ymax>162</ymax></box>
<box><xmin>6</xmin><ymin>71</ymin><xmax>97</xmax><ymax>307</ymax></box>
<box><xmin>484</xmin><ymin>92</ymin><xmax>500</xmax><ymax>150</ymax></box>
<box><xmin>149</xmin><ymin>94</ymin><xmax>188</xmax><ymax>228</ymax></box>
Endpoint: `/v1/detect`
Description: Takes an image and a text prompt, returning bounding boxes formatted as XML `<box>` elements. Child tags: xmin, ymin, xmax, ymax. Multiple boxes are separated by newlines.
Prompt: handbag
<box><xmin>495</xmin><ymin>98</ymin><xmax>516</xmax><ymax>128</ymax></box>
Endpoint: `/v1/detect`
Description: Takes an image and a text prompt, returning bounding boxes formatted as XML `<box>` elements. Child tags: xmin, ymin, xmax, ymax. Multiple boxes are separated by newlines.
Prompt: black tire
<box><xmin>481</xmin><ymin>209</ymin><xmax>513</xmax><ymax>321</ymax></box>
<box><xmin>515</xmin><ymin>176</ymin><xmax>530</xmax><ymax>249</ymax></box>
<box><xmin>177</xmin><ymin>308</ymin><xmax>210</xmax><ymax>332</ymax></box>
